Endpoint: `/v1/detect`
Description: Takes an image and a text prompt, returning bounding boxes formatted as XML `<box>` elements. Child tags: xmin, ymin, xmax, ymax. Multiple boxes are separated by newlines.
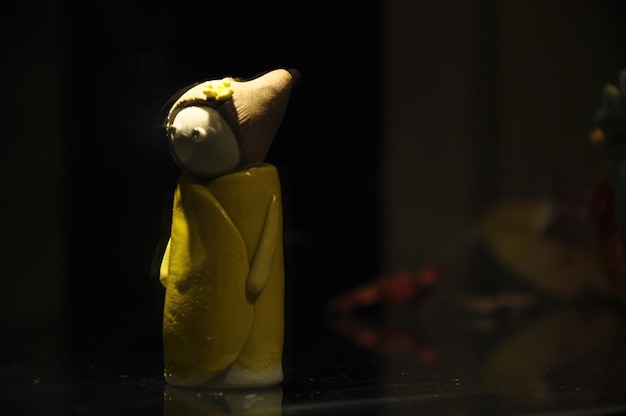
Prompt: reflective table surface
<box><xmin>3</xmin><ymin>296</ymin><xmax>626</xmax><ymax>416</ymax></box>
<box><xmin>5</xmin><ymin>196</ymin><xmax>626</xmax><ymax>416</ymax></box>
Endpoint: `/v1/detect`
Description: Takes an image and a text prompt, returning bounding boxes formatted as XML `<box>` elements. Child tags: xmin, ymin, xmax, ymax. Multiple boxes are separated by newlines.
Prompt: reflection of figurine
<box><xmin>159</xmin><ymin>69</ymin><xmax>296</xmax><ymax>388</ymax></box>
<box><xmin>164</xmin><ymin>385</ymin><xmax>283</xmax><ymax>416</ymax></box>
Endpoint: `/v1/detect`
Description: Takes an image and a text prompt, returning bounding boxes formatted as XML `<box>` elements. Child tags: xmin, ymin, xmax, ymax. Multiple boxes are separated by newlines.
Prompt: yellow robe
<box><xmin>160</xmin><ymin>163</ymin><xmax>284</xmax><ymax>387</ymax></box>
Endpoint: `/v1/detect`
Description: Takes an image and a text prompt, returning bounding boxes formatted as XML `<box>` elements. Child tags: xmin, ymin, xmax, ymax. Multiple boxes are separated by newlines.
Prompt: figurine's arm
<box><xmin>246</xmin><ymin>193</ymin><xmax>280</xmax><ymax>295</ymax></box>
<box><xmin>160</xmin><ymin>238</ymin><xmax>172</xmax><ymax>288</ymax></box>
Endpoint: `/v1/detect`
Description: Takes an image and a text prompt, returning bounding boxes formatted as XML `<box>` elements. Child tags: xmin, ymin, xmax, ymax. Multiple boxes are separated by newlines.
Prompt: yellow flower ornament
<box><xmin>202</xmin><ymin>79</ymin><xmax>234</xmax><ymax>101</ymax></box>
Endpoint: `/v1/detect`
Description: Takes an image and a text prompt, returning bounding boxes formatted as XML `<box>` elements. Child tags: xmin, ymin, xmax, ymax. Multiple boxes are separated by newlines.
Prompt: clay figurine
<box><xmin>159</xmin><ymin>68</ymin><xmax>296</xmax><ymax>388</ymax></box>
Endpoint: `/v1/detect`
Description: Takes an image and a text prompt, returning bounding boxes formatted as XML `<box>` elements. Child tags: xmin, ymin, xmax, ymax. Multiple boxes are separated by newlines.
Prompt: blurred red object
<box><xmin>326</xmin><ymin>265</ymin><xmax>442</xmax><ymax>313</ymax></box>
<box><xmin>589</xmin><ymin>173</ymin><xmax>626</xmax><ymax>302</ymax></box>
<box><xmin>328</xmin><ymin>315</ymin><xmax>439</xmax><ymax>366</ymax></box>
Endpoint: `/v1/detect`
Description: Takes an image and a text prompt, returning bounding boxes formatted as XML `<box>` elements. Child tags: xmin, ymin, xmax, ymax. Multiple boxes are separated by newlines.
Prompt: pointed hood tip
<box><xmin>259</xmin><ymin>68</ymin><xmax>300</xmax><ymax>87</ymax></box>
<box><xmin>232</xmin><ymin>68</ymin><xmax>297</xmax><ymax>167</ymax></box>
<box><xmin>263</xmin><ymin>68</ymin><xmax>296</xmax><ymax>89</ymax></box>
<box><xmin>285</xmin><ymin>68</ymin><xmax>302</xmax><ymax>88</ymax></box>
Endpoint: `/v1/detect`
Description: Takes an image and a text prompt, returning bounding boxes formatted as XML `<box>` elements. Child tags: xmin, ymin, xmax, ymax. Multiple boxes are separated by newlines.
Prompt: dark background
<box><xmin>5</xmin><ymin>0</ymin><xmax>626</xmax><ymax>386</ymax></box>
<box><xmin>2</xmin><ymin>0</ymin><xmax>382</xmax><ymax>375</ymax></box>
<box><xmin>63</xmin><ymin>0</ymin><xmax>383</xmax><ymax>367</ymax></box>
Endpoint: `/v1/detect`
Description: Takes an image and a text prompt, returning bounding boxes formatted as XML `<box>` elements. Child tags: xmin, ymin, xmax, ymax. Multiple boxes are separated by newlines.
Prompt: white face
<box><xmin>168</xmin><ymin>106</ymin><xmax>240</xmax><ymax>179</ymax></box>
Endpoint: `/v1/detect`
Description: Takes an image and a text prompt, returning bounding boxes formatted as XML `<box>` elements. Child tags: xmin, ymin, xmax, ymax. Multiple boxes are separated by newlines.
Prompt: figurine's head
<box><xmin>164</xmin><ymin>69</ymin><xmax>295</xmax><ymax>180</ymax></box>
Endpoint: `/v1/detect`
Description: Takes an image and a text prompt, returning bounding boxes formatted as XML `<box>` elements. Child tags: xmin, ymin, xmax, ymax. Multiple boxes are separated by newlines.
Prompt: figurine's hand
<box><xmin>160</xmin><ymin>238</ymin><xmax>172</xmax><ymax>288</ymax></box>
<box><xmin>246</xmin><ymin>193</ymin><xmax>280</xmax><ymax>295</ymax></box>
